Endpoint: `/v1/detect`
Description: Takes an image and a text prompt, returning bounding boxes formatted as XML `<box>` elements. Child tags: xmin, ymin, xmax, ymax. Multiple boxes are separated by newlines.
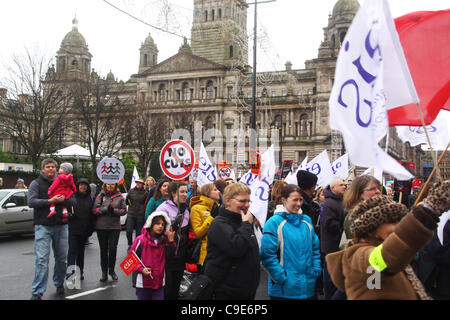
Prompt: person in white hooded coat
<box><xmin>129</xmin><ymin>211</ymin><xmax>175</xmax><ymax>300</ymax></box>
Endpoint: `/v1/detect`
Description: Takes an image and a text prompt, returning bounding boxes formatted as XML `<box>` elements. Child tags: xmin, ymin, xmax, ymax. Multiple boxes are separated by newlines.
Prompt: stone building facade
<box><xmin>0</xmin><ymin>0</ymin><xmax>426</xmax><ymax>178</ymax></box>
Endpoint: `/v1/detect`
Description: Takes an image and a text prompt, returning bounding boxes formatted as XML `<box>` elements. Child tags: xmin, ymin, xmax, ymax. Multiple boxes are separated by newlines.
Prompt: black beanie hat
<box><xmin>296</xmin><ymin>170</ymin><xmax>318</xmax><ymax>190</ymax></box>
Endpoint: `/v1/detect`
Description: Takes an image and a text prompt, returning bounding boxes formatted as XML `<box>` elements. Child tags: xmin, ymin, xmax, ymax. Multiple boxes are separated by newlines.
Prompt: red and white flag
<box><xmin>388</xmin><ymin>10</ymin><xmax>450</xmax><ymax>126</ymax></box>
<box><xmin>120</xmin><ymin>251</ymin><xmax>141</xmax><ymax>276</ymax></box>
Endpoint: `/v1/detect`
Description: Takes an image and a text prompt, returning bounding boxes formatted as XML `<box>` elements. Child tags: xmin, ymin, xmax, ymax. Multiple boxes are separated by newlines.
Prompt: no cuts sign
<box><xmin>159</xmin><ymin>140</ymin><xmax>195</xmax><ymax>180</ymax></box>
<box><xmin>218</xmin><ymin>166</ymin><xmax>232</xmax><ymax>180</ymax></box>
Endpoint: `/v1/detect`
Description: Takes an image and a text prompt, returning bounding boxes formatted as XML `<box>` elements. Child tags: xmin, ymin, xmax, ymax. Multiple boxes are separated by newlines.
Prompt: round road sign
<box><xmin>159</xmin><ymin>140</ymin><xmax>195</xmax><ymax>180</ymax></box>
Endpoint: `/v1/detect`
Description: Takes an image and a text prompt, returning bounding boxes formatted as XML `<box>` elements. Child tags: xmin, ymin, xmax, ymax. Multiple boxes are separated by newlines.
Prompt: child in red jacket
<box><xmin>47</xmin><ymin>162</ymin><xmax>76</xmax><ymax>222</ymax></box>
<box><xmin>130</xmin><ymin>211</ymin><xmax>175</xmax><ymax>300</ymax></box>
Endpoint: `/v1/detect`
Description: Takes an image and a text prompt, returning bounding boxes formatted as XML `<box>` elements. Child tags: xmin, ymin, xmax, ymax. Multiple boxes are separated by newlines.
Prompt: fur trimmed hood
<box><xmin>143</xmin><ymin>210</ymin><xmax>171</xmax><ymax>231</ymax></box>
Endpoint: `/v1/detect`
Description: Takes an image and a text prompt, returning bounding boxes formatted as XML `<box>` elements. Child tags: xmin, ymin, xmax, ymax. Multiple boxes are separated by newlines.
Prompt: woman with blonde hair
<box><xmin>189</xmin><ymin>183</ymin><xmax>221</xmax><ymax>269</ymax></box>
<box><xmin>145</xmin><ymin>176</ymin><xmax>156</xmax><ymax>191</ymax></box>
<box><xmin>203</xmin><ymin>182</ymin><xmax>260</xmax><ymax>299</ymax></box>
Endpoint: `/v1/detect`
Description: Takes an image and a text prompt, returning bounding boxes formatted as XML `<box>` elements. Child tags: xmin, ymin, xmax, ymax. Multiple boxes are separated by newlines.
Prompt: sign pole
<box><xmin>414</xmin><ymin>141</ymin><xmax>450</xmax><ymax>206</ymax></box>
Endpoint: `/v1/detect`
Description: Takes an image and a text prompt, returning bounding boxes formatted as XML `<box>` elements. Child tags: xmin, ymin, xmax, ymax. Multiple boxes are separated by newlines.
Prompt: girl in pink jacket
<box><xmin>130</xmin><ymin>211</ymin><xmax>175</xmax><ymax>300</ymax></box>
<box><xmin>47</xmin><ymin>162</ymin><xmax>76</xmax><ymax>222</ymax></box>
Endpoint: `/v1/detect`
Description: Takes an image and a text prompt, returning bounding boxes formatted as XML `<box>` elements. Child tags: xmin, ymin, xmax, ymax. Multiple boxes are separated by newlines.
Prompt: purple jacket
<box><xmin>155</xmin><ymin>200</ymin><xmax>190</xmax><ymax>228</ymax></box>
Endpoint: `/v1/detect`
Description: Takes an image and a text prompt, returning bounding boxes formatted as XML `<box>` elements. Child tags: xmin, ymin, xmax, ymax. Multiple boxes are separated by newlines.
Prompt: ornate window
<box><xmin>300</xmin><ymin>114</ymin><xmax>308</xmax><ymax>137</ymax></box>
<box><xmin>206</xmin><ymin>81</ymin><xmax>215</xmax><ymax>99</ymax></box>
<box><xmin>159</xmin><ymin>84</ymin><xmax>167</xmax><ymax>101</ymax></box>
<box><xmin>182</xmin><ymin>82</ymin><xmax>191</xmax><ymax>101</ymax></box>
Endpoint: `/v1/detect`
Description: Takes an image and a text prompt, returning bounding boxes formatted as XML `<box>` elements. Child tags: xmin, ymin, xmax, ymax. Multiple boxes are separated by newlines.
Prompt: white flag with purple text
<box><xmin>196</xmin><ymin>142</ymin><xmax>218</xmax><ymax>187</ymax></box>
<box><xmin>396</xmin><ymin>117</ymin><xmax>450</xmax><ymax>148</ymax></box>
<box><xmin>305</xmin><ymin>150</ymin><xmax>334</xmax><ymax>188</ymax></box>
<box><xmin>248</xmin><ymin>145</ymin><xmax>276</xmax><ymax>228</ymax></box>
<box><xmin>331</xmin><ymin>154</ymin><xmax>349</xmax><ymax>179</ymax></box>
<box><xmin>329</xmin><ymin>0</ymin><xmax>416</xmax><ymax>180</ymax></box>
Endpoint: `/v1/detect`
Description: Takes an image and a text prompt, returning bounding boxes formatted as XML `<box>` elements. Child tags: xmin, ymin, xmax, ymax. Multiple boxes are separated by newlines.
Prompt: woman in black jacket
<box><xmin>68</xmin><ymin>179</ymin><xmax>95</xmax><ymax>280</ymax></box>
<box><xmin>203</xmin><ymin>182</ymin><xmax>260</xmax><ymax>300</ymax></box>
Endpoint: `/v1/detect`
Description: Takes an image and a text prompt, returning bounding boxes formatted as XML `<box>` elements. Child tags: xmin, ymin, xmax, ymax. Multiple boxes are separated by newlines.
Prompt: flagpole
<box><xmin>413</xmin><ymin>141</ymin><xmax>450</xmax><ymax>206</ymax></box>
<box><xmin>133</xmin><ymin>241</ymin><xmax>153</xmax><ymax>279</ymax></box>
<box><xmin>415</xmin><ymin>103</ymin><xmax>439</xmax><ymax>178</ymax></box>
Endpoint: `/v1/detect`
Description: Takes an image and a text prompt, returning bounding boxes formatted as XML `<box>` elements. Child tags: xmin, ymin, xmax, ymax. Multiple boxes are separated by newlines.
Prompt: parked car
<box><xmin>0</xmin><ymin>189</ymin><xmax>34</xmax><ymax>236</ymax></box>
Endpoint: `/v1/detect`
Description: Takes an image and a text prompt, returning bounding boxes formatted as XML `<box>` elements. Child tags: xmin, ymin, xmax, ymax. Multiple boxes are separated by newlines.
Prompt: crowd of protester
<box><xmin>25</xmin><ymin>158</ymin><xmax>450</xmax><ymax>300</ymax></box>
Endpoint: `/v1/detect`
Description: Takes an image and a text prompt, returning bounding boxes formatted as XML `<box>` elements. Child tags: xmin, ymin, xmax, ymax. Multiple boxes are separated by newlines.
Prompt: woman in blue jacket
<box><xmin>260</xmin><ymin>184</ymin><xmax>322</xmax><ymax>300</ymax></box>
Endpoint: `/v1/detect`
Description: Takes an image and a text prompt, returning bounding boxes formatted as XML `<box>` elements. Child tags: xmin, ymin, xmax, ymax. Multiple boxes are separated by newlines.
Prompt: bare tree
<box><xmin>127</xmin><ymin>106</ymin><xmax>169</xmax><ymax>177</ymax></box>
<box><xmin>0</xmin><ymin>48</ymin><xmax>70</xmax><ymax>168</ymax></box>
<box><xmin>69</xmin><ymin>74</ymin><xmax>124</xmax><ymax>179</ymax></box>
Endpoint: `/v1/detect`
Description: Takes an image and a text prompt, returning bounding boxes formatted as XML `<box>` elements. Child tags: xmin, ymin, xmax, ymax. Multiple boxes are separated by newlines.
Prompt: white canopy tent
<box><xmin>52</xmin><ymin>144</ymin><xmax>100</xmax><ymax>160</ymax></box>
<box><xmin>50</xmin><ymin>144</ymin><xmax>100</xmax><ymax>170</ymax></box>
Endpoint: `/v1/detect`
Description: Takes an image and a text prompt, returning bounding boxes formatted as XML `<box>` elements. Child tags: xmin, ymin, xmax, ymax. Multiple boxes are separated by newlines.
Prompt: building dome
<box><xmin>143</xmin><ymin>33</ymin><xmax>156</xmax><ymax>47</ymax></box>
<box><xmin>332</xmin><ymin>0</ymin><xmax>360</xmax><ymax>18</ymax></box>
<box><xmin>60</xmin><ymin>17</ymin><xmax>88</xmax><ymax>50</ymax></box>
<box><xmin>106</xmin><ymin>70</ymin><xmax>115</xmax><ymax>82</ymax></box>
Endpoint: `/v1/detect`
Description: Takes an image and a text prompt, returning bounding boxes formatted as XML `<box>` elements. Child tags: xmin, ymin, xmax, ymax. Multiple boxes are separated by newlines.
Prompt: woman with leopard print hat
<box><xmin>326</xmin><ymin>180</ymin><xmax>450</xmax><ymax>300</ymax></box>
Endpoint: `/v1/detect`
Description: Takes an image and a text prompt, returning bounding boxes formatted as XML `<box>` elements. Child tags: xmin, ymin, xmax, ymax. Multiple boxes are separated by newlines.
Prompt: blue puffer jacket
<box><xmin>260</xmin><ymin>205</ymin><xmax>322</xmax><ymax>299</ymax></box>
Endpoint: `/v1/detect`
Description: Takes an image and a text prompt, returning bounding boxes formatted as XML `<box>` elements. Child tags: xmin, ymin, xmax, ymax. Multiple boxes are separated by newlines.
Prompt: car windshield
<box><xmin>0</xmin><ymin>191</ymin><xmax>9</xmax><ymax>202</ymax></box>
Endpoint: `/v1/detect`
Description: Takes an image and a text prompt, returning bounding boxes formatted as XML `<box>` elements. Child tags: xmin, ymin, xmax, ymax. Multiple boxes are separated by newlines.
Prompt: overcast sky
<box><xmin>0</xmin><ymin>0</ymin><xmax>449</xmax><ymax>144</ymax></box>
<box><xmin>1</xmin><ymin>0</ymin><xmax>448</xmax><ymax>81</ymax></box>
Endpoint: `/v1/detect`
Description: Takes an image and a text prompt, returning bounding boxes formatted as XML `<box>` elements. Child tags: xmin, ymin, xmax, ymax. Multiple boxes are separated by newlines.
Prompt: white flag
<box><xmin>130</xmin><ymin>166</ymin><xmax>139</xmax><ymax>189</ymax></box>
<box><xmin>196</xmin><ymin>142</ymin><xmax>218</xmax><ymax>187</ymax></box>
<box><xmin>305</xmin><ymin>150</ymin><xmax>334</xmax><ymax>188</ymax></box>
<box><xmin>360</xmin><ymin>167</ymin><xmax>383</xmax><ymax>183</ymax></box>
<box><xmin>248</xmin><ymin>145</ymin><xmax>276</xmax><ymax>228</ymax></box>
<box><xmin>230</xmin><ymin>169</ymin><xmax>236</xmax><ymax>181</ymax></box>
<box><xmin>396</xmin><ymin>117</ymin><xmax>450</xmax><ymax>148</ymax></box>
<box><xmin>329</xmin><ymin>0</ymin><xmax>416</xmax><ymax>181</ymax></box>
<box><xmin>331</xmin><ymin>154</ymin><xmax>349</xmax><ymax>179</ymax></box>
<box><xmin>284</xmin><ymin>156</ymin><xmax>308</xmax><ymax>185</ymax></box>
<box><xmin>239</xmin><ymin>170</ymin><xmax>258</xmax><ymax>186</ymax></box>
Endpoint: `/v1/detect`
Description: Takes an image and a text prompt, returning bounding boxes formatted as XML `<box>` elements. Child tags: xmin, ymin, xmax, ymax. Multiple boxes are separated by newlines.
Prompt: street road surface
<box><xmin>0</xmin><ymin>231</ymin><xmax>270</xmax><ymax>300</ymax></box>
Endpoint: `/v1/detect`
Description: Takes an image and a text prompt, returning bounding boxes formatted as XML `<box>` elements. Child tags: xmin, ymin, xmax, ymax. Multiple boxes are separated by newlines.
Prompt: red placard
<box><xmin>159</xmin><ymin>140</ymin><xmax>195</xmax><ymax>180</ymax></box>
<box><xmin>249</xmin><ymin>149</ymin><xmax>261</xmax><ymax>175</ymax></box>
<box><xmin>398</xmin><ymin>160</ymin><xmax>415</xmax><ymax>170</ymax></box>
<box><xmin>120</xmin><ymin>251</ymin><xmax>140</xmax><ymax>276</ymax></box>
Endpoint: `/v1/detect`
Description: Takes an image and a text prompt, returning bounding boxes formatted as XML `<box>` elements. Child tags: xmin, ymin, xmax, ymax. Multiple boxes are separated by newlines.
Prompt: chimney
<box><xmin>0</xmin><ymin>88</ymin><xmax>7</xmax><ymax>99</ymax></box>
<box><xmin>285</xmin><ymin>61</ymin><xmax>292</xmax><ymax>71</ymax></box>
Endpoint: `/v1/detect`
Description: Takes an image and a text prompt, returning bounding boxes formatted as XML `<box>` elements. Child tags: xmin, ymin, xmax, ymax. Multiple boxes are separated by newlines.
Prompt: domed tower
<box><xmin>106</xmin><ymin>70</ymin><xmax>116</xmax><ymax>83</ymax></box>
<box><xmin>320</xmin><ymin>0</ymin><xmax>360</xmax><ymax>58</ymax></box>
<box><xmin>56</xmin><ymin>16</ymin><xmax>92</xmax><ymax>81</ymax></box>
<box><xmin>191</xmin><ymin>0</ymin><xmax>248</xmax><ymax>68</ymax></box>
<box><xmin>315</xmin><ymin>0</ymin><xmax>359</xmax><ymax>160</ymax></box>
<box><xmin>139</xmin><ymin>33</ymin><xmax>158</xmax><ymax>73</ymax></box>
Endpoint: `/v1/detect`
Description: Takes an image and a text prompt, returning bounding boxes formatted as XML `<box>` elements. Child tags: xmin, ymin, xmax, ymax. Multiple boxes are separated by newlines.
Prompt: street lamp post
<box><xmin>247</xmin><ymin>0</ymin><xmax>275</xmax><ymax>171</ymax></box>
